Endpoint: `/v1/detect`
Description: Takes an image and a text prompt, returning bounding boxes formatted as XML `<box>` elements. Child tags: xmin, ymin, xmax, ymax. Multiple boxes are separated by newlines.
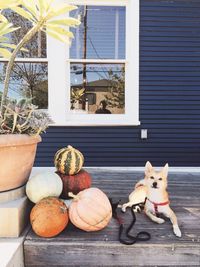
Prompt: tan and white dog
<box><xmin>121</xmin><ymin>161</ymin><xmax>182</xmax><ymax>237</ymax></box>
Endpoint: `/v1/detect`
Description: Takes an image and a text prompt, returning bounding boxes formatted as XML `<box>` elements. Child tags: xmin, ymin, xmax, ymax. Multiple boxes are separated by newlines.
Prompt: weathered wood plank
<box><xmin>24</xmin><ymin>169</ymin><xmax>200</xmax><ymax>266</ymax></box>
<box><xmin>24</xmin><ymin>242</ymin><xmax>200</xmax><ymax>267</ymax></box>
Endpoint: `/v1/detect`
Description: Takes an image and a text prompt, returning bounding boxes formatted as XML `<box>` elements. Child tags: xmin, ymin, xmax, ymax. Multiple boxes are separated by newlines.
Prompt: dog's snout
<box><xmin>153</xmin><ymin>182</ymin><xmax>157</xmax><ymax>188</ymax></box>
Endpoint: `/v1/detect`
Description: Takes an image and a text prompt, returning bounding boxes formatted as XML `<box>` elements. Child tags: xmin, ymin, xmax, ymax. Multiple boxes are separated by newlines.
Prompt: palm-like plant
<box><xmin>0</xmin><ymin>22</ymin><xmax>20</xmax><ymax>58</ymax></box>
<box><xmin>71</xmin><ymin>88</ymin><xmax>85</xmax><ymax>102</ymax></box>
<box><xmin>0</xmin><ymin>0</ymin><xmax>22</xmax><ymax>57</ymax></box>
<box><xmin>0</xmin><ymin>0</ymin><xmax>80</xmax><ymax>114</ymax></box>
<box><xmin>0</xmin><ymin>0</ymin><xmax>21</xmax><ymax>20</ymax></box>
<box><xmin>0</xmin><ymin>0</ymin><xmax>22</xmax><ymax>9</ymax></box>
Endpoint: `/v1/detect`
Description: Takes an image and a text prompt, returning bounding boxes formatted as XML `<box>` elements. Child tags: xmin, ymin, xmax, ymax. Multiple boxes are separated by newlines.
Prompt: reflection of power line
<box><xmin>72</xmin><ymin>6</ymin><xmax>123</xmax><ymax>88</ymax></box>
<box><xmin>88</xmin><ymin>35</ymin><xmax>109</xmax><ymax>80</ymax></box>
<box><xmin>71</xmin><ymin>70</ymin><xmax>122</xmax><ymax>74</ymax></box>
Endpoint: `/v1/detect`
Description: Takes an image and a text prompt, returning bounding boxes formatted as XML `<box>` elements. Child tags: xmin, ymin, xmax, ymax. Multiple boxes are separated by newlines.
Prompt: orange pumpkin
<box><xmin>57</xmin><ymin>169</ymin><xmax>92</xmax><ymax>199</ymax></box>
<box><xmin>30</xmin><ymin>197</ymin><xmax>69</xmax><ymax>237</ymax></box>
<box><xmin>69</xmin><ymin>188</ymin><xmax>112</xmax><ymax>232</ymax></box>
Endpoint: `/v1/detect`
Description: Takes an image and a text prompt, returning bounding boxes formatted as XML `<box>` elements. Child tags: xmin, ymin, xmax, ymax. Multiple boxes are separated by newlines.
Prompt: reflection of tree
<box><xmin>11</xmin><ymin>63</ymin><xmax>48</xmax><ymax>109</ymax></box>
<box><xmin>105</xmin><ymin>66</ymin><xmax>125</xmax><ymax>109</ymax></box>
<box><xmin>2</xmin><ymin>10</ymin><xmax>47</xmax><ymax>108</ymax></box>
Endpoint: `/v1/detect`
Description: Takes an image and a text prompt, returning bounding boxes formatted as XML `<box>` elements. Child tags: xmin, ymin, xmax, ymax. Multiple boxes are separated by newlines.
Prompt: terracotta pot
<box><xmin>0</xmin><ymin>134</ymin><xmax>41</xmax><ymax>192</ymax></box>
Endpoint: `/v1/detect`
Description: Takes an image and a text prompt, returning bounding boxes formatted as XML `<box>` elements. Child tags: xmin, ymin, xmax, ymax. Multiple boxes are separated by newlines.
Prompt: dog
<box><xmin>121</xmin><ymin>161</ymin><xmax>182</xmax><ymax>237</ymax></box>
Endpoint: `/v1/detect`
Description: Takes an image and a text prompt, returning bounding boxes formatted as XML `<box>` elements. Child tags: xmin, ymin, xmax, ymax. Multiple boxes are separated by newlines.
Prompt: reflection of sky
<box><xmin>0</xmin><ymin>64</ymin><xmax>21</xmax><ymax>99</ymax></box>
<box><xmin>70</xmin><ymin>6</ymin><xmax>125</xmax><ymax>59</ymax></box>
<box><xmin>71</xmin><ymin>64</ymin><xmax>124</xmax><ymax>86</ymax></box>
<box><xmin>70</xmin><ymin>6</ymin><xmax>125</xmax><ymax>86</ymax></box>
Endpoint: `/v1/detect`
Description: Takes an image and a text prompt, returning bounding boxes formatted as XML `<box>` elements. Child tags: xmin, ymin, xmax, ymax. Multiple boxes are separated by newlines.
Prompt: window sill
<box><xmin>48</xmin><ymin>120</ymin><xmax>141</xmax><ymax>127</ymax></box>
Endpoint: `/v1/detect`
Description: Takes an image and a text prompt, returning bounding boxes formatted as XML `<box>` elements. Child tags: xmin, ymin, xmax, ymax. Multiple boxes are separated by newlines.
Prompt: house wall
<box><xmin>35</xmin><ymin>0</ymin><xmax>200</xmax><ymax>167</ymax></box>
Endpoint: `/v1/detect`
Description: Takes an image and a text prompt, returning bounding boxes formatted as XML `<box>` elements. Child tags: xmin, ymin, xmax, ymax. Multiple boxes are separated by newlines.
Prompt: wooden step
<box><xmin>24</xmin><ymin>169</ymin><xmax>200</xmax><ymax>266</ymax></box>
<box><xmin>24</xmin><ymin>209</ymin><xmax>200</xmax><ymax>267</ymax></box>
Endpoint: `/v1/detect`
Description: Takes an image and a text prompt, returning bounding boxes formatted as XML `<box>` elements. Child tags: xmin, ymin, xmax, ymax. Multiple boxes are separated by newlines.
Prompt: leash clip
<box><xmin>109</xmin><ymin>198</ymin><xmax>151</xmax><ymax>245</ymax></box>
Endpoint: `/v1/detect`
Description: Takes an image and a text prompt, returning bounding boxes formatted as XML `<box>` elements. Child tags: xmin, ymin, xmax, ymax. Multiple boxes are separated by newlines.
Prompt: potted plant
<box><xmin>71</xmin><ymin>88</ymin><xmax>85</xmax><ymax>110</ymax></box>
<box><xmin>0</xmin><ymin>0</ymin><xmax>80</xmax><ymax>191</ymax></box>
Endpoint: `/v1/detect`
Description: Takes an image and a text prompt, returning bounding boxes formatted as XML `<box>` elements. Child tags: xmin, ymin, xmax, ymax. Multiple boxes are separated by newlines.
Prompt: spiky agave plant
<box><xmin>0</xmin><ymin>0</ymin><xmax>80</xmax><ymax>114</ymax></box>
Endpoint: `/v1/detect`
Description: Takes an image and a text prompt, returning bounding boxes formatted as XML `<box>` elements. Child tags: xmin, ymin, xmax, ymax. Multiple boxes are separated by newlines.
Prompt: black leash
<box><xmin>110</xmin><ymin>198</ymin><xmax>151</xmax><ymax>245</ymax></box>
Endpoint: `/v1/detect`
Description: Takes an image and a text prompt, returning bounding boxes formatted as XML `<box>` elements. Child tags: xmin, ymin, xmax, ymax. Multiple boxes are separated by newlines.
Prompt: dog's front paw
<box><xmin>156</xmin><ymin>218</ymin><xmax>165</xmax><ymax>224</ymax></box>
<box><xmin>173</xmin><ymin>225</ymin><xmax>182</xmax><ymax>237</ymax></box>
<box><xmin>121</xmin><ymin>205</ymin><xmax>126</xmax><ymax>213</ymax></box>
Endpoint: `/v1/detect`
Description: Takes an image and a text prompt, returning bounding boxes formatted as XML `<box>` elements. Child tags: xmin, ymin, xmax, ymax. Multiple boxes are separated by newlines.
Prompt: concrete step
<box><xmin>0</xmin><ymin>196</ymin><xmax>32</xmax><ymax>237</ymax></box>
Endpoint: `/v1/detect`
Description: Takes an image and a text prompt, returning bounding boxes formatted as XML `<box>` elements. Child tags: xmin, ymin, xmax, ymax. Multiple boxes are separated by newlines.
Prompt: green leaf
<box><xmin>38</xmin><ymin>0</ymin><xmax>46</xmax><ymax>15</ymax></box>
<box><xmin>0</xmin><ymin>13</ymin><xmax>8</xmax><ymax>23</ymax></box>
<box><xmin>0</xmin><ymin>22</ymin><xmax>20</xmax><ymax>36</ymax></box>
<box><xmin>22</xmin><ymin>0</ymin><xmax>38</xmax><ymax>19</ymax></box>
<box><xmin>46</xmin><ymin>5</ymin><xmax>78</xmax><ymax>20</ymax></box>
<box><xmin>48</xmin><ymin>18</ymin><xmax>81</xmax><ymax>27</ymax></box>
<box><xmin>10</xmin><ymin>6</ymin><xmax>36</xmax><ymax>22</ymax></box>
<box><xmin>0</xmin><ymin>36</ymin><xmax>8</xmax><ymax>42</ymax></box>
<box><xmin>0</xmin><ymin>43</ymin><xmax>16</xmax><ymax>49</ymax></box>
<box><xmin>46</xmin><ymin>24</ymin><xmax>74</xmax><ymax>38</ymax></box>
<box><xmin>0</xmin><ymin>0</ymin><xmax>22</xmax><ymax>9</ymax></box>
<box><xmin>0</xmin><ymin>22</ymin><xmax>11</xmax><ymax>32</ymax></box>
<box><xmin>46</xmin><ymin>28</ymin><xmax>71</xmax><ymax>44</ymax></box>
<box><xmin>0</xmin><ymin>47</ymin><xmax>11</xmax><ymax>58</ymax></box>
<box><xmin>0</xmin><ymin>43</ymin><xmax>28</xmax><ymax>52</ymax></box>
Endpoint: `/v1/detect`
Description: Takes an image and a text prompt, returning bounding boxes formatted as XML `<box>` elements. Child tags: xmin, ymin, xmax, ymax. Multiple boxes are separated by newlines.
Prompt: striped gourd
<box><xmin>54</xmin><ymin>145</ymin><xmax>84</xmax><ymax>175</ymax></box>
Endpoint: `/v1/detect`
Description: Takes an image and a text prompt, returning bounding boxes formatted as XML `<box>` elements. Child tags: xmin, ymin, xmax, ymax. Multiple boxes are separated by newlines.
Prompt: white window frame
<box><xmin>49</xmin><ymin>0</ymin><xmax>140</xmax><ymax>126</ymax></box>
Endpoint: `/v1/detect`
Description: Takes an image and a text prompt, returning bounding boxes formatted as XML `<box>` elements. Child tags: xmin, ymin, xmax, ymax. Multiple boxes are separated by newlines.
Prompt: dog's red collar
<box><xmin>147</xmin><ymin>198</ymin><xmax>169</xmax><ymax>214</ymax></box>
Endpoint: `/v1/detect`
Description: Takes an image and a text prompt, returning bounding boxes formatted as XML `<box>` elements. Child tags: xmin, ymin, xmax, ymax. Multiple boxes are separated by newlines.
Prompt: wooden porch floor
<box><xmin>24</xmin><ymin>169</ymin><xmax>200</xmax><ymax>266</ymax></box>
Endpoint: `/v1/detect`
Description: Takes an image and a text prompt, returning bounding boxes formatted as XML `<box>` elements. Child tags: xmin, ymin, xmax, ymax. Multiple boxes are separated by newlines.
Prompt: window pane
<box><xmin>2</xmin><ymin>10</ymin><xmax>46</xmax><ymax>58</ymax></box>
<box><xmin>70</xmin><ymin>63</ymin><xmax>125</xmax><ymax>114</ymax></box>
<box><xmin>70</xmin><ymin>6</ymin><xmax>125</xmax><ymax>59</ymax></box>
<box><xmin>0</xmin><ymin>62</ymin><xmax>48</xmax><ymax>109</ymax></box>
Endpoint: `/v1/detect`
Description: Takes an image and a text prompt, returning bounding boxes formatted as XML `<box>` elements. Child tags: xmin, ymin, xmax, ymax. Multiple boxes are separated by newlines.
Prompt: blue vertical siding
<box><xmin>35</xmin><ymin>0</ymin><xmax>200</xmax><ymax>167</ymax></box>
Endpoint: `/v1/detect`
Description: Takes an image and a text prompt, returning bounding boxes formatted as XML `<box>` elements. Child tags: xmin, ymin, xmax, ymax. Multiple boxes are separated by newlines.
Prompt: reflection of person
<box><xmin>95</xmin><ymin>100</ymin><xmax>111</xmax><ymax>114</ymax></box>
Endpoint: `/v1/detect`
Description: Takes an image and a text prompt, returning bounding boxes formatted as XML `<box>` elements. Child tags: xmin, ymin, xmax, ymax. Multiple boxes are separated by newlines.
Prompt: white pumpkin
<box><xmin>26</xmin><ymin>172</ymin><xmax>63</xmax><ymax>203</ymax></box>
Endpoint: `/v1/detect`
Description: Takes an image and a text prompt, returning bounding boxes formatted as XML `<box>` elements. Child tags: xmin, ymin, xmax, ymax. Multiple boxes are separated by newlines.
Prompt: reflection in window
<box><xmin>0</xmin><ymin>62</ymin><xmax>48</xmax><ymax>109</ymax></box>
<box><xmin>70</xmin><ymin>64</ymin><xmax>125</xmax><ymax>114</ymax></box>
<box><xmin>70</xmin><ymin>6</ymin><xmax>125</xmax><ymax>59</ymax></box>
<box><xmin>2</xmin><ymin>10</ymin><xmax>46</xmax><ymax>58</ymax></box>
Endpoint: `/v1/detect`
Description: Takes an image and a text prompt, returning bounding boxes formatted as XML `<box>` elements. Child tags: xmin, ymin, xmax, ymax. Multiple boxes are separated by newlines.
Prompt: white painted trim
<box><xmin>68</xmin><ymin>59</ymin><xmax>127</xmax><ymax>63</ymax></box>
<box><xmin>31</xmin><ymin>166</ymin><xmax>200</xmax><ymax>174</ymax></box>
<box><xmin>47</xmin><ymin>0</ymin><xmax>140</xmax><ymax>126</ymax></box>
<box><xmin>0</xmin><ymin>58</ymin><xmax>48</xmax><ymax>62</ymax></box>
<box><xmin>47</xmin><ymin>34</ymin><xmax>68</xmax><ymax>124</ymax></box>
<box><xmin>69</xmin><ymin>0</ymin><xmax>128</xmax><ymax>6</ymax></box>
<box><xmin>87</xmin><ymin>167</ymin><xmax>200</xmax><ymax>173</ymax></box>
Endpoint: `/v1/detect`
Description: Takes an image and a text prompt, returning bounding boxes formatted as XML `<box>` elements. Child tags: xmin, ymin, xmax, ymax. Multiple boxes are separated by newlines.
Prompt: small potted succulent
<box><xmin>0</xmin><ymin>0</ymin><xmax>80</xmax><ymax>191</ymax></box>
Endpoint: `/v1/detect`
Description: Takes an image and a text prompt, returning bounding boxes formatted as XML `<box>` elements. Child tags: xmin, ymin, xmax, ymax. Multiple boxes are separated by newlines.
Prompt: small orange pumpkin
<box><xmin>69</xmin><ymin>188</ymin><xmax>112</xmax><ymax>232</ymax></box>
<box><xmin>30</xmin><ymin>197</ymin><xmax>69</xmax><ymax>237</ymax></box>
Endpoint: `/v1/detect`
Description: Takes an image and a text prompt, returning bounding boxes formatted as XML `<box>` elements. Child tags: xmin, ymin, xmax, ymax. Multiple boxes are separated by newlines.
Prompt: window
<box><xmin>0</xmin><ymin>0</ymin><xmax>139</xmax><ymax>126</ymax></box>
<box><xmin>48</xmin><ymin>0</ymin><xmax>140</xmax><ymax>125</ymax></box>
<box><xmin>0</xmin><ymin>10</ymin><xmax>48</xmax><ymax>109</ymax></box>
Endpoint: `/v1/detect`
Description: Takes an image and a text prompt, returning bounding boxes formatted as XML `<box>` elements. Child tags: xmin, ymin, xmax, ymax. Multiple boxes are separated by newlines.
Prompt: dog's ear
<box><xmin>145</xmin><ymin>161</ymin><xmax>154</xmax><ymax>175</ymax></box>
<box><xmin>162</xmin><ymin>163</ymin><xmax>169</xmax><ymax>178</ymax></box>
